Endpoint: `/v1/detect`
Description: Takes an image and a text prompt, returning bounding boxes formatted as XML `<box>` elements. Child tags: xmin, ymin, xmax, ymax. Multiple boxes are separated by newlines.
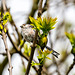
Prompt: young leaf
<box><xmin>65</xmin><ymin>32</ymin><xmax>75</xmax><ymax>55</ymax></box>
<box><xmin>0</xmin><ymin>24</ymin><xmax>3</xmax><ymax>29</ymax></box>
<box><xmin>31</xmin><ymin>61</ymin><xmax>40</xmax><ymax>66</ymax></box>
<box><xmin>20</xmin><ymin>40</ymin><xmax>24</xmax><ymax>46</ymax></box>
<box><xmin>4</xmin><ymin>28</ymin><xmax>7</xmax><ymax>33</ymax></box>
<box><xmin>29</xmin><ymin>16</ymin><xmax>57</xmax><ymax>36</ymax></box>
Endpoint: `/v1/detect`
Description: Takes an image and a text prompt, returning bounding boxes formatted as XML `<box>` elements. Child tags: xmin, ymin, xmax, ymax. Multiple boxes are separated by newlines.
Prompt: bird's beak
<box><xmin>20</xmin><ymin>26</ymin><xmax>23</xmax><ymax>28</ymax></box>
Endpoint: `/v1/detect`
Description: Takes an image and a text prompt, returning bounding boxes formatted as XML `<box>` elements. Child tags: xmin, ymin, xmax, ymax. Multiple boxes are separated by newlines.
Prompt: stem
<box><xmin>25</xmin><ymin>0</ymin><xmax>43</xmax><ymax>75</ymax></box>
<box><xmin>2</xmin><ymin>31</ymin><xmax>12</xmax><ymax>75</ymax></box>
<box><xmin>38</xmin><ymin>64</ymin><xmax>43</xmax><ymax>75</ymax></box>
<box><xmin>7</xmin><ymin>30</ymin><xmax>39</xmax><ymax>73</ymax></box>
<box><xmin>27</xmin><ymin>0</ymin><xmax>39</xmax><ymax>24</ymax></box>
<box><xmin>66</xmin><ymin>56</ymin><xmax>75</xmax><ymax>75</ymax></box>
<box><xmin>25</xmin><ymin>30</ymin><xmax>38</xmax><ymax>75</ymax></box>
<box><xmin>38</xmin><ymin>0</ymin><xmax>50</xmax><ymax>75</ymax></box>
<box><xmin>1</xmin><ymin>0</ymin><xmax>12</xmax><ymax>75</ymax></box>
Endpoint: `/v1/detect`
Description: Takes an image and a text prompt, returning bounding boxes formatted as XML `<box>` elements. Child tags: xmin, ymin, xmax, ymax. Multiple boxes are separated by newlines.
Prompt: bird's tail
<box><xmin>46</xmin><ymin>46</ymin><xmax>60</xmax><ymax>58</ymax></box>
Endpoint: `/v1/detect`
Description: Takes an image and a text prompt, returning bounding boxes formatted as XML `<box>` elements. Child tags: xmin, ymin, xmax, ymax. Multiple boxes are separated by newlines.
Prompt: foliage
<box><xmin>20</xmin><ymin>40</ymin><xmax>24</xmax><ymax>47</ymax></box>
<box><xmin>31</xmin><ymin>61</ymin><xmax>41</xmax><ymax>66</ymax></box>
<box><xmin>0</xmin><ymin>12</ymin><xmax>11</xmax><ymax>34</ymax></box>
<box><xmin>29</xmin><ymin>16</ymin><xmax>57</xmax><ymax>50</ymax></box>
<box><xmin>23</xmin><ymin>43</ymin><xmax>31</xmax><ymax>56</ymax></box>
<box><xmin>31</xmin><ymin>49</ymin><xmax>53</xmax><ymax>66</ymax></box>
<box><xmin>38</xmin><ymin>35</ymin><xmax>47</xmax><ymax>48</ymax></box>
<box><xmin>2</xmin><ymin>12</ymin><xmax>11</xmax><ymax>25</ymax></box>
<box><xmin>29</xmin><ymin>16</ymin><xmax>57</xmax><ymax>66</ymax></box>
<box><xmin>65</xmin><ymin>32</ymin><xmax>75</xmax><ymax>55</ymax></box>
<box><xmin>29</xmin><ymin>16</ymin><xmax>57</xmax><ymax>36</ymax></box>
<box><xmin>0</xmin><ymin>12</ymin><xmax>1</xmax><ymax>21</ymax></box>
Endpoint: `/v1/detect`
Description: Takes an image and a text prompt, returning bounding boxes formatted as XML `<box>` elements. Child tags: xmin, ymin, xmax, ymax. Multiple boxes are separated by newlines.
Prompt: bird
<box><xmin>20</xmin><ymin>24</ymin><xmax>35</xmax><ymax>42</ymax></box>
<box><xmin>20</xmin><ymin>24</ymin><xmax>60</xmax><ymax>58</ymax></box>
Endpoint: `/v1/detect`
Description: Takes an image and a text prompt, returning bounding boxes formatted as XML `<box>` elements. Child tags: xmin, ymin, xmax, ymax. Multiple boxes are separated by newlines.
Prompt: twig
<box><xmin>66</xmin><ymin>56</ymin><xmax>75</xmax><ymax>75</ymax></box>
<box><xmin>26</xmin><ymin>0</ymin><xmax>39</xmax><ymax>24</ymax></box>
<box><xmin>1</xmin><ymin>0</ymin><xmax>48</xmax><ymax>75</ymax></box>
<box><xmin>2</xmin><ymin>1</ymin><xmax>38</xmax><ymax>73</ymax></box>
<box><xmin>5</xmin><ymin>7</ymin><xmax>22</xmax><ymax>44</ymax></box>
<box><xmin>42</xmin><ymin>0</ymin><xmax>49</xmax><ymax>12</ymax></box>
<box><xmin>7</xmin><ymin>30</ymin><xmax>29</xmax><ymax>60</ymax></box>
<box><xmin>1</xmin><ymin>0</ymin><xmax>13</xmax><ymax>75</ymax></box>
<box><xmin>8</xmin><ymin>10</ymin><xmax>22</xmax><ymax>44</ymax></box>
<box><xmin>48</xmin><ymin>30</ymin><xmax>61</xmax><ymax>75</ymax></box>
<box><xmin>37</xmin><ymin>0</ymin><xmax>51</xmax><ymax>75</ymax></box>
<box><xmin>25</xmin><ymin>30</ymin><xmax>38</xmax><ymax>75</ymax></box>
<box><xmin>7</xmin><ymin>30</ymin><xmax>38</xmax><ymax>73</ymax></box>
<box><xmin>2</xmin><ymin>30</ymin><xmax>13</xmax><ymax>75</ymax></box>
<box><xmin>25</xmin><ymin>0</ymin><xmax>43</xmax><ymax>74</ymax></box>
<box><xmin>37</xmin><ymin>0</ymin><xmax>44</xmax><ymax>75</ymax></box>
<box><xmin>0</xmin><ymin>50</ymin><xmax>17</xmax><ymax>56</ymax></box>
<box><xmin>0</xmin><ymin>57</ymin><xmax>8</xmax><ymax>75</ymax></box>
<box><xmin>38</xmin><ymin>0</ymin><xmax>43</xmax><ymax>17</ymax></box>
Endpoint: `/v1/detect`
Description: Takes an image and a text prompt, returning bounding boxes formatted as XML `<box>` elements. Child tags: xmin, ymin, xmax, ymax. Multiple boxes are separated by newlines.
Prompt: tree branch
<box><xmin>26</xmin><ymin>0</ymin><xmax>39</xmax><ymax>24</ymax></box>
<box><xmin>1</xmin><ymin>24</ymin><xmax>13</xmax><ymax>75</ymax></box>
<box><xmin>0</xmin><ymin>57</ymin><xmax>8</xmax><ymax>75</ymax></box>
<box><xmin>7</xmin><ymin>30</ymin><xmax>38</xmax><ymax>73</ymax></box>
<box><xmin>2</xmin><ymin>31</ymin><xmax>13</xmax><ymax>75</ymax></box>
<box><xmin>25</xmin><ymin>0</ymin><xmax>43</xmax><ymax>75</ymax></box>
<box><xmin>25</xmin><ymin>30</ymin><xmax>38</xmax><ymax>75</ymax></box>
<box><xmin>1</xmin><ymin>0</ymin><xmax>13</xmax><ymax>75</ymax></box>
<box><xmin>66</xmin><ymin>56</ymin><xmax>75</xmax><ymax>75</ymax></box>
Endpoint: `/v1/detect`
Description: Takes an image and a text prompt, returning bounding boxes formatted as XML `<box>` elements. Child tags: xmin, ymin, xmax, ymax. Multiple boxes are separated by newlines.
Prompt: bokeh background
<box><xmin>0</xmin><ymin>0</ymin><xmax>75</xmax><ymax>75</ymax></box>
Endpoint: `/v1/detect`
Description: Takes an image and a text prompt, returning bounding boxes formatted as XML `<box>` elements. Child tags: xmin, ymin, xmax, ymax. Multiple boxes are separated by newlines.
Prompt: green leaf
<box><xmin>0</xmin><ymin>24</ymin><xmax>3</xmax><ymax>29</ymax></box>
<box><xmin>2</xmin><ymin>12</ymin><xmax>11</xmax><ymax>25</ymax></box>
<box><xmin>4</xmin><ymin>28</ymin><xmax>7</xmax><ymax>33</ymax></box>
<box><xmin>0</xmin><ymin>31</ymin><xmax>2</xmax><ymax>34</ymax></box>
<box><xmin>46</xmin><ymin>56</ymin><xmax>51</xmax><ymax>60</ymax></box>
<box><xmin>3</xmin><ymin>20</ymin><xmax>8</xmax><ymax>25</ymax></box>
<box><xmin>29</xmin><ymin>16</ymin><xmax>57</xmax><ymax>36</ymax></box>
<box><xmin>71</xmin><ymin>47</ymin><xmax>75</xmax><ymax>54</ymax></box>
<box><xmin>65</xmin><ymin>32</ymin><xmax>75</xmax><ymax>55</ymax></box>
<box><xmin>20</xmin><ymin>40</ymin><xmax>24</xmax><ymax>46</ymax></box>
<box><xmin>31</xmin><ymin>61</ymin><xmax>40</xmax><ymax>66</ymax></box>
<box><xmin>37</xmin><ymin>49</ymin><xmax>52</xmax><ymax>65</ymax></box>
<box><xmin>65</xmin><ymin>32</ymin><xmax>75</xmax><ymax>45</ymax></box>
<box><xmin>23</xmin><ymin>43</ymin><xmax>31</xmax><ymax>56</ymax></box>
<box><xmin>0</xmin><ymin>12</ymin><xmax>1</xmax><ymax>16</ymax></box>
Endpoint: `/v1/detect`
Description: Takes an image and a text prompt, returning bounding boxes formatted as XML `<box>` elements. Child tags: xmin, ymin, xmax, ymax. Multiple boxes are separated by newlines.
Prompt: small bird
<box><xmin>20</xmin><ymin>24</ymin><xmax>35</xmax><ymax>42</ymax></box>
<box><xmin>20</xmin><ymin>24</ymin><xmax>60</xmax><ymax>58</ymax></box>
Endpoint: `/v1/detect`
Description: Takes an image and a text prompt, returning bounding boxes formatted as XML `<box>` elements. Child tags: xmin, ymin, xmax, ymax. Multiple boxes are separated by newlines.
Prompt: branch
<box><xmin>25</xmin><ymin>0</ymin><xmax>43</xmax><ymax>75</ymax></box>
<box><xmin>26</xmin><ymin>0</ymin><xmax>39</xmax><ymax>24</ymax></box>
<box><xmin>38</xmin><ymin>0</ymin><xmax>43</xmax><ymax>17</ymax></box>
<box><xmin>7</xmin><ymin>30</ymin><xmax>38</xmax><ymax>73</ymax></box>
<box><xmin>37</xmin><ymin>0</ymin><xmax>51</xmax><ymax>75</ymax></box>
<box><xmin>7</xmin><ymin>30</ymin><xmax>29</xmax><ymax>60</ymax></box>
<box><xmin>1</xmin><ymin>0</ymin><xmax>26</xmax><ymax>56</ymax></box>
<box><xmin>3</xmin><ymin>6</ymin><xmax>22</xmax><ymax>44</ymax></box>
<box><xmin>1</xmin><ymin>0</ymin><xmax>13</xmax><ymax>75</ymax></box>
<box><xmin>1</xmin><ymin>0</ymin><xmax>48</xmax><ymax>75</ymax></box>
<box><xmin>0</xmin><ymin>57</ymin><xmax>8</xmax><ymax>75</ymax></box>
<box><xmin>2</xmin><ymin>28</ymin><xmax>13</xmax><ymax>75</ymax></box>
<box><xmin>66</xmin><ymin>56</ymin><xmax>75</xmax><ymax>75</ymax></box>
<box><xmin>42</xmin><ymin>0</ymin><xmax>49</xmax><ymax>13</ymax></box>
<box><xmin>25</xmin><ymin>30</ymin><xmax>38</xmax><ymax>75</ymax></box>
<box><xmin>8</xmin><ymin>9</ymin><xmax>22</xmax><ymax>44</ymax></box>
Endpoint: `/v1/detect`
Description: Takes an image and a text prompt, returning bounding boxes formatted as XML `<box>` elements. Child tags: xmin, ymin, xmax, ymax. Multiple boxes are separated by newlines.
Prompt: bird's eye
<box><xmin>20</xmin><ymin>26</ymin><xmax>23</xmax><ymax>28</ymax></box>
